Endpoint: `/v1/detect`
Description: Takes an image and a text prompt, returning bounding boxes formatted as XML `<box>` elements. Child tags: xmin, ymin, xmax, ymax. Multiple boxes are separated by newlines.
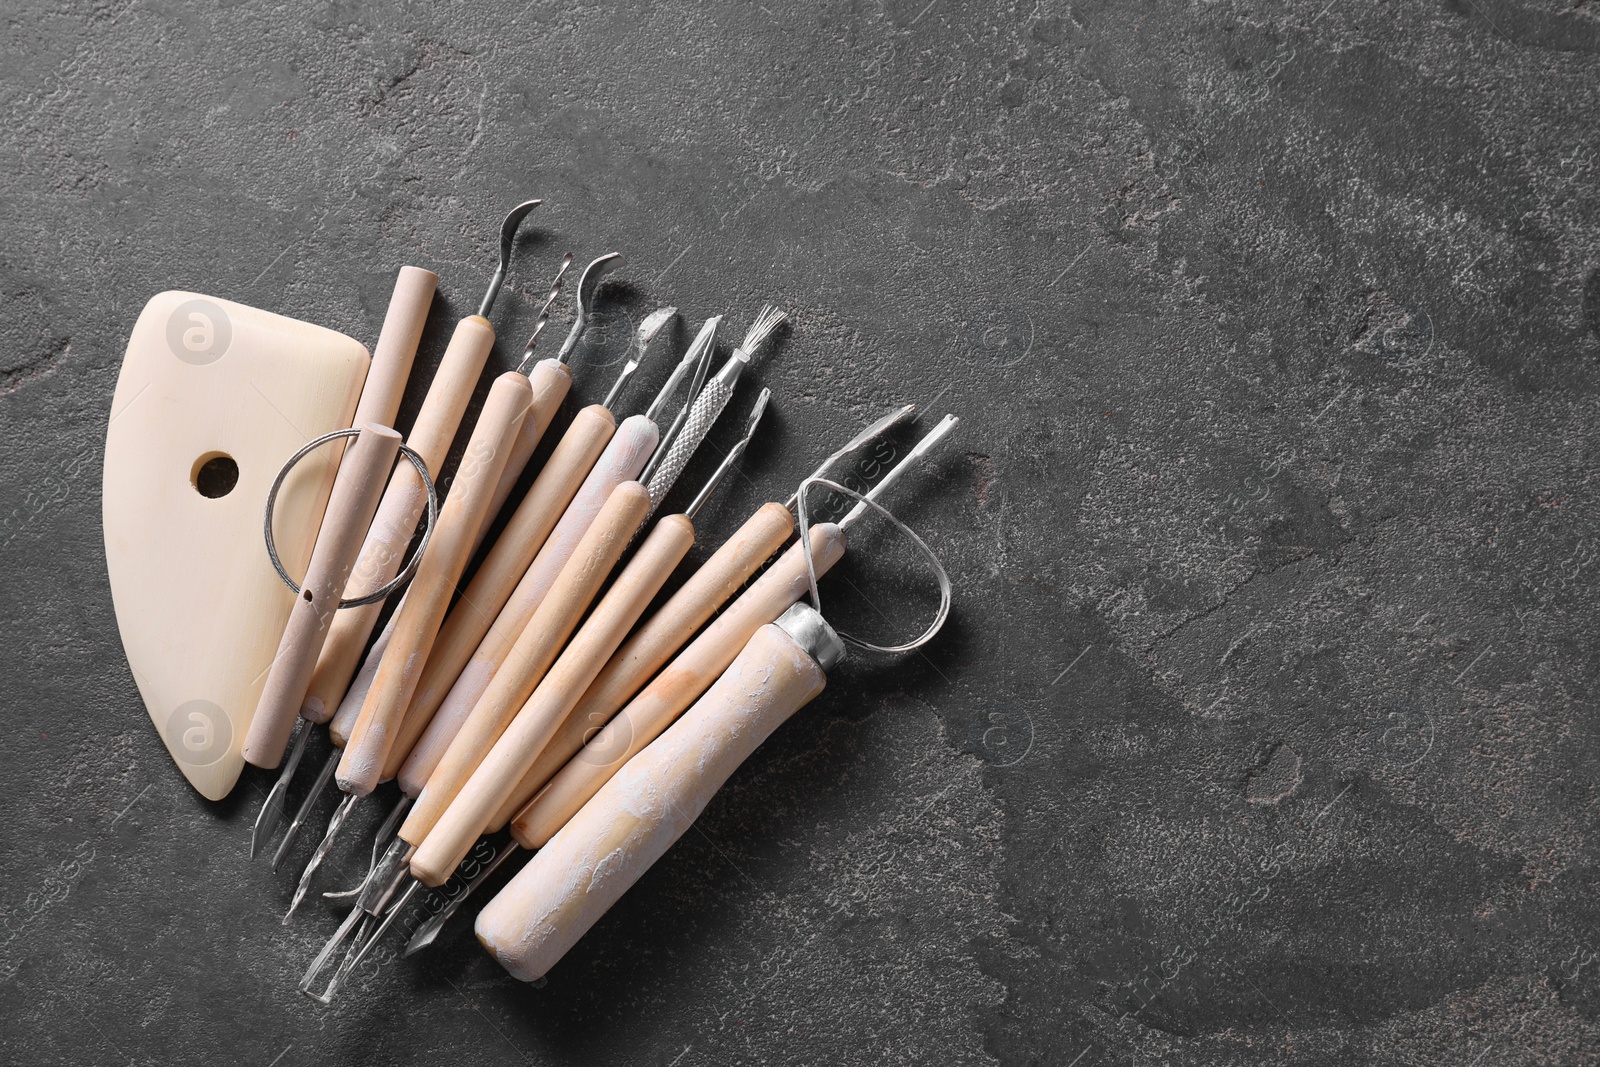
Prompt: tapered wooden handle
<box><xmin>509</xmin><ymin>523</ymin><xmax>845</xmax><ymax>848</ymax></box>
<box><xmin>359</xmin><ymin>405</ymin><xmax>616</xmax><ymax>759</ymax></box>
<box><xmin>351</xmin><ymin>266</ymin><xmax>437</xmax><ymax>432</ymax></box>
<box><xmin>396</xmin><ymin>415</ymin><xmax>658</xmax><ymax>793</ymax></box>
<box><xmin>483</xmin><ymin>358</ymin><xmax>572</xmax><ymax>533</ymax></box>
<box><xmin>409</xmin><ymin>513</ymin><xmax>696</xmax><ymax>886</ymax></box>
<box><xmin>300</xmin><ymin>314</ymin><xmax>496</xmax><ymax>724</ymax></box>
<box><xmin>241</xmin><ymin>424</ymin><xmax>402</xmax><ymax>767</ymax></box>
<box><xmin>399</xmin><ymin>481</ymin><xmax>651</xmax><ymax>859</ymax></box>
<box><xmin>336</xmin><ymin>373</ymin><xmax>532</xmax><ymax>795</ymax></box>
<box><xmin>477</xmin><ymin>621</ymin><xmax>828</xmax><ymax>981</ymax></box>
<box><xmin>489</xmin><ymin>501</ymin><xmax>794</xmax><ymax>830</ymax></box>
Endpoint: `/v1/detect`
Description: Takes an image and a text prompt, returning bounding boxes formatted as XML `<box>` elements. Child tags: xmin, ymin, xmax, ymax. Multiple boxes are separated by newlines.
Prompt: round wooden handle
<box><xmin>509</xmin><ymin>522</ymin><xmax>846</xmax><ymax>848</ymax></box>
<box><xmin>241</xmin><ymin>424</ymin><xmax>402</xmax><ymax>767</ymax></box>
<box><xmin>488</xmin><ymin>501</ymin><xmax>794</xmax><ymax>831</ymax></box>
<box><xmin>396</xmin><ymin>415</ymin><xmax>659</xmax><ymax>795</ymax></box>
<box><xmin>476</xmin><ymin>622</ymin><xmax>828</xmax><ymax>981</ymax></box>
<box><xmin>408</xmin><ymin>513</ymin><xmax>696</xmax><ymax>887</ymax></box>
<box><xmin>301</xmin><ymin>314</ymin><xmax>496</xmax><ymax>724</ymax></box>
<box><xmin>398</xmin><ymin>481</ymin><xmax>651</xmax><ymax>866</ymax></box>
<box><xmin>482</xmin><ymin>358</ymin><xmax>572</xmax><ymax>533</ymax></box>
<box><xmin>371</xmin><ymin>405</ymin><xmax>617</xmax><ymax>764</ymax></box>
<box><xmin>336</xmin><ymin>373</ymin><xmax>532</xmax><ymax>795</ymax></box>
<box><xmin>350</xmin><ymin>266</ymin><xmax>437</xmax><ymax>432</ymax></box>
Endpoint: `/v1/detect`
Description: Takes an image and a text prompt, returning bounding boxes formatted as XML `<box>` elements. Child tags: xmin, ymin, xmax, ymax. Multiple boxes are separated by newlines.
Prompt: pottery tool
<box><xmin>332</xmin><ymin>302</ymin><xmax>678</xmax><ymax>780</ymax></box>
<box><xmin>387</xmin><ymin>315</ymin><xmax>746</xmax><ymax>848</ymax></box>
<box><xmin>304</xmin><ymin>391</ymin><xmax>771</xmax><ymax>997</ymax></box>
<box><xmin>400</xmin><ymin>408</ymin><xmax>937</xmax><ymax>951</ymax></box>
<box><xmin>288</xmin><ymin>286</ymin><xmax>656</xmax><ymax>902</ymax></box>
<box><xmin>488</xmin><ymin>404</ymin><xmax>915</xmax><ymax>834</ymax></box>
<box><xmin>250</xmin><ymin>220</ymin><xmax>557</xmax><ymax>863</ymax></box>
<box><xmin>483</xmin><ymin>604</ymin><xmax>844</xmax><ymax>979</ymax></box>
<box><xmin>639</xmin><ymin>306</ymin><xmax>785</xmax><ymax>517</ymax></box>
<box><xmin>393</xmin><ymin>315</ymin><xmax>721</xmax><ymax>789</ymax></box>
<box><xmin>338</xmin><ymin>371</ymin><xmax>536</xmax><ymax>791</ymax></box>
<box><xmin>239</xmin><ymin>423</ymin><xmax>407</xmax><ymax>771</ymax></box>
<box><xmin>405</xmin><ymin>389</ymin><xmax>772</xmax><ymax>887</ymax></box>
<box><xmin>276</xmin><ymin>371</ymin><xmax>531</xmax><ymax>919</ymax></box>
<box><xmin>104</xmin><ymin>291</ymin><xmax>372</xmax><ymax>800</ymax></box>
<box><xmin>476</xmin><ymin>467</ymin><xmax>953</xmax><ymax>981</ymax></box>
<box><xmin>290</xmin><ymin>295</ymin><xmax>666</xmax><ymax>901</ymax></box>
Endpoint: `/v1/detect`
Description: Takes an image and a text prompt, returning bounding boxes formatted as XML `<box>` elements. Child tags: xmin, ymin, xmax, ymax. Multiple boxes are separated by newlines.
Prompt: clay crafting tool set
<box><xmin>100</xmin><ymin>196</ymin><xmax>958</xmax><ymax>1003</ymax></box>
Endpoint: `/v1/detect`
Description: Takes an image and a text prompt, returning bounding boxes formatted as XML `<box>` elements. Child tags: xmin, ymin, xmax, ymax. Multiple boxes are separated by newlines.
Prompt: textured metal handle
<box><xmin>646</xmin><ymin>376</ymin><xmax>733</xmax><ymax>511</ymax></box>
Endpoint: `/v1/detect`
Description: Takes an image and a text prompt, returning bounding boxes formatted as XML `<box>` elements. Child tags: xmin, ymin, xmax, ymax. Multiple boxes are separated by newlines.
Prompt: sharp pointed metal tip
<box><xmin>252</xmin><ymin>783</ymin><xmax>291</xmax><ymax>859</ymax></box>
<box><xmin>745</xmin><ymin>387</ymin><xmax>772</xmax><ymax>434</ymax></box>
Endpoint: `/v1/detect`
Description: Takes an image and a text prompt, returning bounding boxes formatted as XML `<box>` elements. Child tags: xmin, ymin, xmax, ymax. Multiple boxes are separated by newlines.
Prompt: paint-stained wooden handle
<box><xmin>398</xmin><ymin>481</ymin><xmax>651</xmax><ymax>858</ymax></box>
<box><xmin>364</xmin><ymin>404</ymin><xmax>617</xmax><ymax>764</ymax></box>
<box><xmin>241</xmin><ymin>424</ymin><xmax>402</xmax><ymax>767</ymax></box>
<box><xmin>409</xmin><ymin>513</ymin><xmax>696</xmax><ymax>887</ymax></box>
<box><xmin>509</xmin><ymin>522</ymin><xmax>846</xmax><ymax>849</ymax></box>
<box><xmin>477</xmin><ymin>622</ymin><xmax>828</xmax><ymax>981</ymax></box>
<box><xmin>301</xmin><ymin>314</ymin><xmax>496</xmax><ymax>724</ymax></box>
<box><xmin>488</xmin><ymin>501</ymin><xmax>795</xmax><ymax>830</ymax></box>
<box><xmin>483</xmin><ymin>358</ymin><xmax>573</xmax><ymax>532</ymax></box>
<box><xmin>350</xmin><ymin>266</ymin><xmax>437</xmax><ymax>433</ymax></box>
<box><xmin>395</xmin><ymin>415</ymin><xmax>658</xmax><ymax>794</ymax></box>
<box><xmin>336</xmin><ymin>373</ymin><xmax>532</xmax><ymax>795</ymax></box>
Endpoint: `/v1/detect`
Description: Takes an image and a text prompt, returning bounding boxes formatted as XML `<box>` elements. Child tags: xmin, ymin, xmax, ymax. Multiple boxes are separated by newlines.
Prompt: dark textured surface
<box><xmin>3</xmin><ymin>0</ymin><xmax>1599</xmax><ymax>1063</ymax></box>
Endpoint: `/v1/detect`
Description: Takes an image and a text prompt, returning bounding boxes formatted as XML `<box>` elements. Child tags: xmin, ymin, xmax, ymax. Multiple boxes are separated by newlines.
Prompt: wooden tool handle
<box><xmin>509</xmin><ymin>522</ymin><xmax>846</xmax><ymax>848</ymax></box>
<box><xmin>374</xmin><ymin>404</ymin><xmax>617</xmax><ymax>759</ymax></box>
<box><xmin>483</xmin><ymin>358</ymin><xmax>572</xmax><ymax>533</ymax></box>
<box><xmin>396</xmin><ymin>415</ymin><xmax>659</xmax><ymax>795</ymax></box>
<box><xmin>336</xmin><ymin>373</ymin><xmax>532</xmax><ymax>795</ymax></box>
<box><xmin>241</xmin><ymin>424</ymin><xmax>402</xmax><ymax>767</ymax></box>
<box><xmin>398</xmin><ymin>481</ymin><xmax>651</xmax><ymax>863</ymax></box>
<box><xmin>489</xmin><ymin>501</ymin><xmax>794</xmax><ymax>830</ymax></box>
<box><xmin>301</xmin><ymin>314</ymin><xmax>496</xmax><ymax>724</ymax></box>
<box><xmin>477</xmin><ymin>621</ymin><xmax>828</xmax><ymax>981</ymax></box>
<box><xmin>408</xmin><ymin>513</ymin><xmax>696</xmax><ymax>887</ymax></box>
<box><xmin>350</xmin><ymin>266</ymin><xmax>437</xmax><ymax>432</ymax></box>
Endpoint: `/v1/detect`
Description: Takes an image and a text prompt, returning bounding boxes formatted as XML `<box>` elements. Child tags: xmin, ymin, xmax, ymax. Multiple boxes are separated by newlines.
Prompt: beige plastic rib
<box><xmin>477</xmin><ymin>622</ymin><xmax>826</xmax><ymax>981</ymax></box>
<box><xmin>300</xmin><ymin>314</ymin><xmax>497</xmax><ymax>724</ymax></box>
<box><xmin>509</xmin><ymin>523</ymin><xmax>846</xmax><ymax>849</ymax></box>
<box><xmin>240</xmin><ymin>424</ymin><xmax>402</xmax><ymax>767</ymax></box>
<box><xmin>336</xmin><ymin>373</ymin><xmax>532</xmax><ymax>795</ymax></box>
<box><xmin>487</xmin><ymin>501</ymin><xmax>795</xmax><ymax>831</ymax></box>
<box><xmin>408</xmin><ymin>512</ymin><xmax>696</xmax><ymax>887</ymax></box>
<box><xmin>399</xmin><ymin>481</ymin><xmax>651</xmax><ymax>855</ymax></box>
<box><xmin>391</xmin><ymin>415</ymin><xmax>658</xmax><ymax>788</ymax></box>
<box><xmin>103</xmin><ymin>292</ymin><xmax>369</xmax><ymax>800</ymax></box>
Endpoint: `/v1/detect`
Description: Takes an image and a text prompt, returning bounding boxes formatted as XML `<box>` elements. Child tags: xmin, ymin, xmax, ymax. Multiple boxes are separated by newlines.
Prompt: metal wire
<box><xmin>262</xmin><ymin>428</ymin><xmax>438</xmax><ymax>609</ymax></box>
<box><xmin>793</xmin><ymin>475</ymin><xmax>953</xmax><ymax>655</ymax></box>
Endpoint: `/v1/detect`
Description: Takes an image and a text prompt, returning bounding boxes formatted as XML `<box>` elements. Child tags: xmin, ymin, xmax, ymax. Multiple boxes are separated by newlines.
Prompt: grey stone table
<box><xmin>3</xmin><ymin>0</ymin><xmax>1598</xmax><ymax>1063</ymax></box>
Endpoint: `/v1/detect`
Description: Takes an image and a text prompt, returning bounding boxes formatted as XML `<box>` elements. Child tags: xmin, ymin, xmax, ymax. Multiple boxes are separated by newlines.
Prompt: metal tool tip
<box><xmin>639</xmin><ymin>306</ymin><xmax>678</xmax><ymax>340</ymax></box>
<box><xmin>739</xmin><ymin>305</ymin><xmax>787</xmax><ymax>355</ymax></box>
<box><xmin>746</xmin><ymin>386</ymin><xmax>773</xmax><ymax>430</ymax></box>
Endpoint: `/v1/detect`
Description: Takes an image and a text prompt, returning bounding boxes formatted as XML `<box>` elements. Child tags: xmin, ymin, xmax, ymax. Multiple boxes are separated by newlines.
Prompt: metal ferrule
<box><xmin>775</xmin><ymin>602</ymin><xmax>846</xmax><ymax>673</ymax></box>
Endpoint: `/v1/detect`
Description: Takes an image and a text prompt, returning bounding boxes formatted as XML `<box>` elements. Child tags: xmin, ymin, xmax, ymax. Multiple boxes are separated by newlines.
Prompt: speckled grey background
<box><xmin>3</xmin><ymin>0</ymin><xmax>1599</xmax><ymax>1063</ymax></box>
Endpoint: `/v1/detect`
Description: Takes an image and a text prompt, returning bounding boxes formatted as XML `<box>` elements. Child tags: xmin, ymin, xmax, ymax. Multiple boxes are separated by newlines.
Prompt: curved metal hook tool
<box><xmin>478</xmin><ymin>199</ymin><xmax>543</xmax><ymax>317</ymax></box>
